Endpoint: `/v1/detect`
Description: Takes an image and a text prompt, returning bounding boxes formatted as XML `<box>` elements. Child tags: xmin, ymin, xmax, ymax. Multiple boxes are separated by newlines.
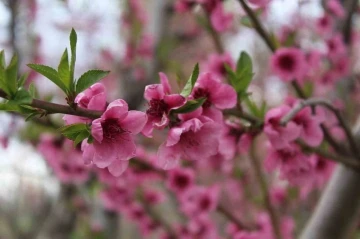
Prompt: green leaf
<box><xmin>27</xmin><ymin>64</ymin><xmax>68</xmax><ymax>93</ymax></box>
<box><xmin>0</xmin><ymin>50</ymin><xmax>5</xmax><ymax>68</ymax></box>
<box><xmin>172</xmin><ymin>97</ymin><xmax>206</xmax><ymax>114</ymax></box>
<box><xmin>58</xmin><ymin>48</ymin><xmax>71</xmax><ymax>88</ymax></box>
<box><xmin>75</xmin><ymin>70</ymin><xmax>110</xmax><ymax>94</ymax></box>
<box><xmin>74</xmin><ymin>130</ymin><xmax>90</xmax><ymax>147</ymax></box>
<box><xmin>0</xmin><ymin>64</ymin><xmax>9</xmax><ymax>95</ymax></box>
<box><xmin>69</xmin><ymin>28</ymin><xmax>77</xmax><ymax>92</ymax></box>
<box><xmin>5</xmin><ymin>54</ymin><xmax>18</xmax><ymax>96</ymax></box>
<box><xmin>0</xmin><ymin>102</ymin><xmax>19</xmax><ymax>111</ymax></box>
<box><xmin>28</xmin><ymin>83</ymin><xmax>38</xmax><ymax>98</ymax></box>
<box><xmin>13</xmin><ymin>88</ymin><xmax>32</xmax><ymax>104</ymax></box>
<box><xmin>18</xmin><ymin>72</ymin><xmax>29</xmax><ymax>88</ymax></box>
<box><xmin>59</xmin><ymin>123</ymin><xmax>88</xmax><ymax>140</ymax></box>
<box><xmin>180</xmin><ymin>63</ymin><xmax>199</xmax><ymax>97</ymax></box>
<box><xmin>228</xmin><ymin>52</ymin><xmax>254</xmax><ymax>99</ymax></box>
<box><xmin>25</xmin><ymin>112</ymin><xmax>41</xmax><ymax>122</ymax></box>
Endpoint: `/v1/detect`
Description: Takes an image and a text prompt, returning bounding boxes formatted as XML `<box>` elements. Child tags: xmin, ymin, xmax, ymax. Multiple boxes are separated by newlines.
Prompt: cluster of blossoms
<box><xmin>58</xmin><ymin>67</ymin><xmax>238</xmax><ymax>177</ymax></box>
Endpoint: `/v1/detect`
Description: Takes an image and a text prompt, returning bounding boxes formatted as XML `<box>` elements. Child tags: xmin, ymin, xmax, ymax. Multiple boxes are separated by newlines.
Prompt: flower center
<box><xmin>102</xmin><ymin>119</ymin><xmax>126</xmax><ymax>141</ymax></box>
<box><xmin>174</xmin><ymin>174</ymin><xmax>190</xmax><ymax>190</ymax></box>
<box><xmin>146</xmin><ymin>99</ymin><xmax>168</xmax><ymax>118</ymax></box>
<box><xmin>278</xmin><ymin>54</ymin><xmax>296</xmax><ymax>72</ymax></box>
<box><xmin>193</xmin><ymin>88</ymin><xmax>211</xmax><ymax>108</ymax></box>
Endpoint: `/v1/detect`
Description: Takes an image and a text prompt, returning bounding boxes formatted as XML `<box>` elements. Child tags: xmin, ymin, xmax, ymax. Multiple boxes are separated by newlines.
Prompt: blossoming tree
<box><xmin>1</xmin><ymin>0</ymin><xmax>360</xmax><ymax>238</ymax></box>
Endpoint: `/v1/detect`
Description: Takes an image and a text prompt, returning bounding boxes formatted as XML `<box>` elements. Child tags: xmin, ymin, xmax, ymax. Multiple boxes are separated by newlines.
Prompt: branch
<box><xmin>237</xmin><ymin>0</ymin><xmax>276</xmax><ymax>52</ymax></box>
<box><xmin>249</xmin><ymin>138</ymin><xmax>282</xmax><ymax>239</ymax></box>
<box><xmin>280</xmin><ymin>98</ymin><xmax>360</xmax><ymax>158</ymax></box>
<box><xmin>0</xmin><ymin>89</ymin><xmax>102</xmax><ymax>119</ymax></box>
<box><xmin>342</xmin><ymin>0</ymin><xmax>358</xmax><ymax>44</ymax></box>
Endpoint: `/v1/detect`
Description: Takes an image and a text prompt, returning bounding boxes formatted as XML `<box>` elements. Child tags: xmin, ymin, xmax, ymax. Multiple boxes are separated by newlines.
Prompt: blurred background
<box><xmin>0</xmin><ymin>0</ymin><xmax>332</xmax><ymax>238</ymax></box>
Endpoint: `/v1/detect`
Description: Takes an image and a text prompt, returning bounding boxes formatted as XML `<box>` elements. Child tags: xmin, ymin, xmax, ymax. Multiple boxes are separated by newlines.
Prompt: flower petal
<box><xmin>103</xmin><ymin>99</ymin><xmax>128</xmax><ymax>121</ymax></box>
<box><xmin>144</xmin><ymin>84</ymin><xmax>165</xmax><ymax>101</ymax></box>
<box><xmin>164</xmin><ymin>94</ymin><xmax>186</xmax><ymax>109</ymax></box>
<box><xmin>108</xmin><ymin>160</ymin><xmax>129</xmax><ymax>177</ymax></box>
<box><xmin>121</xmin><ymin>111</ymin><xmax>148</xmax><ymax>134</ymax></box>
<box><xmin>157</xmin><ymin>143</ymin><xmax>181</xmax><ymax>170</ymax></box>
<box><xmin>91</xmin><ymin>119</ymin><xmax>103</xmax><ymax>142</ymax></box>
<box><xmin>159</xmin><ymin>72</ymin><xmax>171</xmax><ymax>94</ymax></box>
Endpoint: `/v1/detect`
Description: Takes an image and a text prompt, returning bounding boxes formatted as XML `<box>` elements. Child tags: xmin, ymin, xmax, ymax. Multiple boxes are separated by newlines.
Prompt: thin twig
<box><xmin>342</xmin><ymin>0</ymin><xmax>358</xmax><ymax>44</ymax></box>
<box><xmin>237</xmin><ymin>0</ymin><xmax>276</xmax><ymax>52</ymax></box>
<box><xmin>249</xmin><ymin>138</ymin><xmax>282</xmax><ymax>239</ymax></box>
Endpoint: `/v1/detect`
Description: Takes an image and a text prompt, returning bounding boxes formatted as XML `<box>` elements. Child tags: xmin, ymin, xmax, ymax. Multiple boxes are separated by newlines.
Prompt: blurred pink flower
<box><xmin>167</xmin><ymin>168</ymin><xmax>195</xmax><ymax>194</ymax></box>
<box><xmin>210</xmin><ymin>4</ymin><xmax>233</xmax><ymax>32</ymax></box>
<box><xmin>264</xmin><ymin>105</ymin><xmax>301</xmax><ymax>149</ymax></box>
<box><xmin>270</xmin><ymin>47</ymin><xmax>306</xmax><ymax>82</ymax></box>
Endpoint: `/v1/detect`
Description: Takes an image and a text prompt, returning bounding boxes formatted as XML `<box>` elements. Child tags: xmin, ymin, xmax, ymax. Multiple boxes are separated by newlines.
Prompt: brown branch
<box><xmin>237</xmin><ymin>0</ymin><xmax>276</xmax><ymax>52</ymax></box>
<box><xmin>342</xmin><ymin>0</ymin><xmax>358</xmax><ymax>44</ymax></box>
<box><xmin>249</xmin><ymin>138</ymin><xmax>282</xmax><ymax>239</ymax></box>
<box><xmin>0</xmin><ymin>89</ymin><xmax>102</xmax><ymax>119</ymax></box>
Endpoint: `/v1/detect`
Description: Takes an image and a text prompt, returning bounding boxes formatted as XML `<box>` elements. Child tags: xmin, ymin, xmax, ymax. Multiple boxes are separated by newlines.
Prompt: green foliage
<box><xmin>27</xmin><ymin>64</ymin><xmax>68</xmax><ymax>93</ymax></box>
<box><xmin>69</xmin><ymin>28</ymin><xmax>77</xmax><ymax>93</ymax></box>
<box><xmin>227</xmin><ymin>51</ymin><xmax>254</xmax><ymax>99</ymax></box>
<box><xmin>6</xmin><ymin>54</ymin><xmax>19</xmax><ymax>96</ymax></box>
<box><xmin>180</xmin><ymin>63</ymin><xmax>199</xmax><ymax>97</ymax></box>
<box><xmin>58</xmin><ymin>48</ymin><xmax>71</xmax><ymax>88</ymax></box>
<box><xmin>59</xmin><ymin>123</ymin><xmax>90</xmax><ymax>146</ymax></box>
<box><xmin>172</xmin><ymin>97</ymin><xmax>206</xmax><ymax>114</ymax></box>
<box><xmin>244</xmin><ymin>95</ymin><xmax>267</xmax><ymax>119</ymax></box>
<box><xmin>75</xmin><ymin>70</ymin><xmax>110</xmax><ymax>94</ymax></box>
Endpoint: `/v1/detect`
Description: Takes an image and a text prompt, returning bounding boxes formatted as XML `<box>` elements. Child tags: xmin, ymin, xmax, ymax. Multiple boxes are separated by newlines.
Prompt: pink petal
<box><xmin>103</xmin><ymin>99</ymin><xmax>128</xmax><ymax>121</ymax></box>
<box><xmin>108</xmin><ymin>160</ymin><xmax>129</xmax><ymax>176</ymax></box>
<box><xmin>154</xmin><ymin>113</ymin><xmax>169</xmax><ymax>129</ymax></box>
<box><xmin>93</xmin><ymin>141</ymin><xmax>117</xmax><ymax>168</ymax></box>
<box><xmin>211</xmin><ymin>84</ymin><xmax>237</xmax><ymax>109</ymax></box>
<box><xmin>159</xmin><ymin>72</ymin><xmax>171</xmax><ymax>94</ymax></box>
<box><xmin>157</xmin><ymin>143</ymin><xmax>181</xmax><ymax>170</ymax></box>
<box><xmin>121</xmin><ymin>111</ymin><xmax>147</xmax><ymax>134</ymax></box>
<box><xmin>113</xmin><ymin>133</ymin><xmax>137</xmax><ymax>161</ymax></box>
<box><xmin>81</xmin><ymin>141</ymin><xmax>95</xmax><ymax>165</ymax></box>
<box><xmin>141</xmin><ymin>119</ymin><xmax>154</xmax><ymax>138</ymax></box>
<box><xmin>87</xmin><ymin>92</ymin><xmax>106</xmax><ymax>111</ymax></box>
<box><xmin>164</xmin><ymin>94</ymin><xmax>186</xmax><ymax>109</ymax></box>
<box><xmin>166</xmin><ymin>127</ymin><xmax>185</xmax><ymax>147</ymax></box>
<box><xmin>91</xmin><ymin>119</ymin><xmax>103</xmax><ymax>142</ymax></box>
<box><xmin>144</xmin><ymin>84</ymin><xmax>165</xmax><ymax>101</ymax></box>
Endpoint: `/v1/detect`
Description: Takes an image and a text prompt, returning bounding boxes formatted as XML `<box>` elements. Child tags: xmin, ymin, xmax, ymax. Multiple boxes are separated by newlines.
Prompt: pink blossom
<box><xmin>167</xmin><ymin>168</ymin><xmax>195</xmax><ymax>194</ymax></box>
<box><xmin>270</xmin><ymin>47</ymin><xmax>307</xmax><ymax>82</ymax></box>
<box><xmin>137</xmin><ymin>34</ymin><xmax>154</xmax><ymax>58</ymax></box>
<box><xmin>38</xmin><ymin>136</ymin><xmax>90</xmax><ymax>184</ymax></box>
<box><xmin>82</xmin><ymin>99</ymin><xmax>147</xmax><ymax>176</ymax></box>
<box><xmin>63</xmin><ymin>83</ymin><xmax>107</xmax><ymax>125</ymax></box>
<box><xmin>316</xmin><ymin>14</ymin><xmax>333</xmax><ymax>36</ymax></box>
<box><xmin>157</xmin><ymin>116</ymin><xmax>220</xmax><ymax>169</ymax></box>
<box><xmin>142</xmin><ymin>73</ymin><xmax>186</xmax><ymax>137</ymax></box>
<box><xmin>180</xmin><ymin>185</ymin><xmax>220</xmax><ymax>217</ymax></box>
<box><xmin>326</xmin><ymin>34</ymin><xmax>346</xmax><ymax>60</ymax></box>
<box><xmin>202</xmin><ymin>53</ymin><xmax>235</xmax><ymax>80</ymax></box>
<box><xmin>192</xmin><ymin>72</ymin><xmax>237</xmax><ymax>110</ymax></box>
<box><xmin>264</xmin><ymin>105</ymin><xmax>301</xmax><ymax>149</ymax></box>
<box><xmin>292</xmin><ymin>107</ymin><xmax>324</xmax><ymax>147</ymax></box>
<box><xmin>327</xmin><ymin>0</ymin><xmax>345</xmax><ymax>18</ymax></box>
<box><xmin>265</xmin><ymin>143</ymin><xmax>313</xmax><ymax>185</ymax></box>
<box><xmin>210</xmin><ymin>3</ymin><xmax>233</xmax><ymax>32</ymax></box>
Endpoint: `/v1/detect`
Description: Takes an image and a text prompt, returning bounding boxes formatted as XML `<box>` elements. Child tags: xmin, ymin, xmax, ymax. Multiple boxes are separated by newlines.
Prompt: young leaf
<box><xmin>74</xmin><ymin>130</ymin><xmax>90</xmax><ymax>147</ymax></box>
<box><xmin>18</xmin><ymin>72</ymin><xmax>29</xmax><ymax>88</ymax></box>
<box><xmin>69</xmin><ymin>28</ymin><xmax>77</xmax><ymax>92</ymax></box>
<box><xmin>25</xmin><ymin>112</ymin><xmax>41</xmax><ymax>122</ymax></box>
<box><xmin>28</xmin><ymin>83</ymin><xmax>38</xmax><ymax>98</ymax></box>
<box><xmin>27</xmin><ymin>64</ymin><xmax>68</xmax><ymax>93</ymax></box>
<box><xmin>58</xmin><ymin>48</ymin><xmax>70</xmax><ymax>88</ymax></box>
<box><xmin>59</xmin><ymin>123</ymin><xmax>88</xmax><ymax>140</ymax></box>
<box><xmin>0</xmin><ymin>50</ymin><xmax>5</xmax><ymax>68</ymax></box>
<box><xmin>5</xmin><ymin>54</ymin><xmax>18</xmax><ymax>96</ymax></box>
<box><xmin>13</xmin><ymin>88</ymin><xmax>32</xmax><ymax>104</ymax></box>
<box><xmin>0</xmin><ymin>64</ymin><xmax>9</xmax><ymax>95</ymax></box>
<box><xmin>230</xmin><ymin>51</ymin><xmax>254</xmax><ymax>98</ymax></box>
<box><xmin>0</xmin><ymin>102</ymin><xmax>20</xmax><ymax>111</ymax></box>
<box><xmin>75</xmin><ymin>70</ymin><xmax>110</xmax><ymax>94</ymax></box>
<box><xmin>180</xmin><ymin>63</ymin><xmax>199</xmax><ymax>97</ymax></box>
<box><xmin>172</xmin><ymin>97</ymin><xmax>206</xmax><ymax>114</ymax></box>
